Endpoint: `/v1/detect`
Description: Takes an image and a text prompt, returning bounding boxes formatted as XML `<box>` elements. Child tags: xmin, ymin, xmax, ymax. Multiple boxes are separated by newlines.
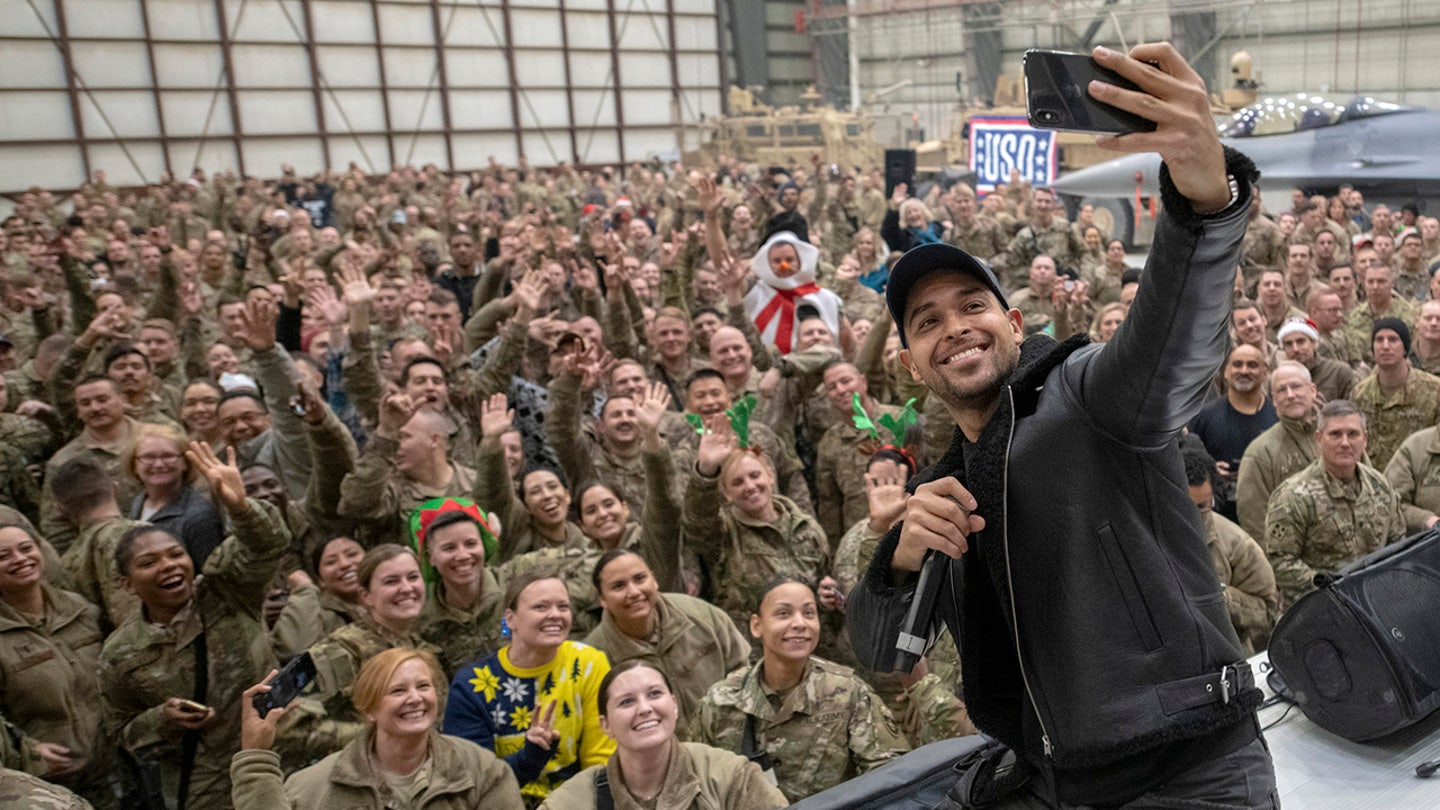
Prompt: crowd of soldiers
<box><xmin>0</xmin><ymin>151</ymin><xmax>1435</xmax><ymax>808</ymax></box>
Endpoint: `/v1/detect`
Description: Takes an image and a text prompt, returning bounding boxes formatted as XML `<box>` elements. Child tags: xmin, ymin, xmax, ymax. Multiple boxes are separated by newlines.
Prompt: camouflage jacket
<box><xmin>1344</xmin><ymin>298</ymin><xmax>1419</xmax><ymax>365</ymax></box>
<box><xmin>337</xmin><ymin>433</ymin><xmax>477</xmax><ymax>541</ymax></box>
<box><xmin>814</xmin><ymin>401</ymin><xmax>900</xmax><ymax>549</ymax></box>
<box><xmin>277</xmin><ymin>618</ymin><xmax>441</xmax><ymax>768</ymax></box>
<box><xmin>0</xmin><ymin>585</ymin><xmax>106</xmax><ymax>778</ymax></box>
<box><xmin>0</xmin><ymin>768</ymin><xmax>92</xmax><ymax>810</ymax></box>
<box><xmin>538</xmin><ymin>741</ymin><xmax>787</xmax><ymax>810</ymax></box>
<box><xmin>1264</xmin><ymin>460</ymin><xmax>1406</xmax><ymax>606</ymax></box>
<box><xmin>98</xmin><ymin>498</ymin><xmax>290</xmax><ymax>810</ymax></box>
<box><xmin>418</xmin><ymin>568</ymin><xmax>506</xmax><ymax>674</ymax></box>
<box><xmin>682</xmin><ymin>470</ymin><xmax>831</xmax><ymax>632</ymax></box>
<box><xmin>1235</xmin><ymin>411</ymin><xmax>1317</xmax><ymax>544</ymax></box>
<box><xmin>583</xmin><ymin>593</ymin><xmax>750</xmax><ymax>736</ymax></box>
<box><xmin>1383</xmin><ymin>425</ymin><xmax>1440</xmax><ymax>533</ymax></box>
<box><xmin>947</xmin><ymin>215</ymin><xmax>1008</xmax><ymax>264</ymax></box>
<box><xmin>270</xmin><ymin>583</ymin><xmax>362</xmax><ymax>662</ymax></box>
<box><xmin>1204</xmin><ymin>512</ymin><xmax>1280</xmax><ymax>656</ymax></box>
<box><xmin>474</xmin><ymin>438</ymin><xmax>589</xmax><ymax>563</ymax></box>
<box><xmin>692</xmin><ymin>656</ymin><xmax>909</xmax><ymax>802</ymax></box>
<box><xmin>1351</xmin><ymin>367</ymin><xmax>1440</xmax><ymax>469</ymax></box>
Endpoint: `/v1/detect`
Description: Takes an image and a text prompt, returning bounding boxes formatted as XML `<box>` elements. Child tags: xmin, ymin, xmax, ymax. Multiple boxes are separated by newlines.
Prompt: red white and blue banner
<box><xmin>968</xmin><ymin>116</ymin><xmax>1058</xmax><ymax>194</ymax></box>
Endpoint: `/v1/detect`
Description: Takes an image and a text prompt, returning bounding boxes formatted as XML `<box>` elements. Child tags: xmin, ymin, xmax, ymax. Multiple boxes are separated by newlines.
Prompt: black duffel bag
<box><xmin>1269</xmin><ymin>527</ymin><xmax>1440</xmax><ymax>741</ymax></box>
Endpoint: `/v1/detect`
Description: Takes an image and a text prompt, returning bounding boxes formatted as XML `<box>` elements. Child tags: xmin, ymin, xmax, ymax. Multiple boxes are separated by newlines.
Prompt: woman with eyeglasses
<box><xmin>123</xmin><ymin>423</ymin><xmax>226</xmax><ymax>568</ymax></box>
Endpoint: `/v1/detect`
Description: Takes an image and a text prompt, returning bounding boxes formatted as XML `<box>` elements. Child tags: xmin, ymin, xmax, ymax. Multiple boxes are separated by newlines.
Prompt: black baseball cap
<box><xmin>885</xmin><ymin>243</ymin><xmax>1008</xmax><ymax>347</ymax></box>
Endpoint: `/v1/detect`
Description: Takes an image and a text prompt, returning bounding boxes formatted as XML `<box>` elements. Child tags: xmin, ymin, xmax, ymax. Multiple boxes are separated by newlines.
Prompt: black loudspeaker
<box><xmin>884</xmin><ymin>149</ymin><xmax>916</xmax><ymax>198</ymax></box>
<box><xmin>1269</xmin><ymin>528</ymin><xmax>1440</xmax><ymax>741</ymax></box>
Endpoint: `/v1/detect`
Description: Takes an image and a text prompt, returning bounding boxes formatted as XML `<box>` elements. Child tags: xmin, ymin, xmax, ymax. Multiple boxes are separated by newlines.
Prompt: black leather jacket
<box><xmin>850</xmin><ymin>150</ymin><xmax>1264</xmax><ymax>799</ymax></box>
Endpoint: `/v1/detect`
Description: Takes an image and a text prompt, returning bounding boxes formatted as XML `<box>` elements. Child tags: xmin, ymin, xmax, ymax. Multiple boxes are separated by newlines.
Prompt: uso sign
<box><xmin>968</xmin><ymin>117</ymin><xmax>1057</xmax><ymax>194</ymax></box>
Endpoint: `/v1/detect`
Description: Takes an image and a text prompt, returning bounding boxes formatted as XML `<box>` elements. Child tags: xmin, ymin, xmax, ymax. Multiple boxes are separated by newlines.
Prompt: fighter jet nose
<box><xmin>1052</xmin><ymin>153</ymin><xmax>1164</xmax><ymax>197</ymax></box>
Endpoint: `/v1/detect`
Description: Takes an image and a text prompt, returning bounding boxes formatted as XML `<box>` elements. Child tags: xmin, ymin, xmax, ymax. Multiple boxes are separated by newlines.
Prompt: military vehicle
<box><xmin>683</xmin><ymin>85</ymin><xmax>895</xmax><ymax>170</ymax></box>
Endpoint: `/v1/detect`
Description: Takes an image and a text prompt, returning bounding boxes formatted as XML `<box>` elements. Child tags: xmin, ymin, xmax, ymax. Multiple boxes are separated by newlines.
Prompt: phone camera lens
<box><xmin>1038</xmin><ymin>110</ymin><xmax>1059</xmax><ymax>124</ymax></box>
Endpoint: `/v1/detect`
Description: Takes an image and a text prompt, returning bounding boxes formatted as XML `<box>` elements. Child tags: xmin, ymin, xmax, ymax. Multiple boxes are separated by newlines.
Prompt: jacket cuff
<box><xmin>862</xmin><ymin>523</ymin><xmax>920</xmax><ymax>594</ymax></box>
<box><xmin>1157</xmin><ymin>147</ymin><xmax>1259</xmax><ymax>229</ymax></box>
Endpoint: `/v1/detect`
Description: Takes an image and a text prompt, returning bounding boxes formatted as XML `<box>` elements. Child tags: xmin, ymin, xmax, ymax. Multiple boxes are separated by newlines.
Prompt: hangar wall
<box><xmin>808</xmin><ymin>0</ymin><xmax>1440</xmax><ymax>145</ymax></box>
<box><xmin>0</xmin><ymin>0</ymin><xmax>725</xmax><ymax>194</ymax></box>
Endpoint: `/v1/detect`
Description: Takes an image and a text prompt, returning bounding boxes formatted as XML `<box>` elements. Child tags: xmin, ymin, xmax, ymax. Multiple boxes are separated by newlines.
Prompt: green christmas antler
<box><xmin>877</xmin><ymin>398</ymin><xmax>919</xmax><ymax>445</ymax></box>
<box><xmin>684</xmin><ymin>412</ymin><xmax>707</xmax><ymax>435</ymax></box>
<box><xmin>852</xmin><ymin>392</ymin><xmax>880</xmax><ymax>441</ymax></box>
<box><xmin>726</xmin><ymin>394</ymin><xmax>758</xmax><ymax>448</ymax></box>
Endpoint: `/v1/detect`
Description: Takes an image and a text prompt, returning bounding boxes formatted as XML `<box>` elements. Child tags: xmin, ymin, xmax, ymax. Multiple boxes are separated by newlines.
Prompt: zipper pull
<box><xmin>1042</xmin><ymin>734</ymin><xmax>1053</xmax><ymax>757</ymax></box>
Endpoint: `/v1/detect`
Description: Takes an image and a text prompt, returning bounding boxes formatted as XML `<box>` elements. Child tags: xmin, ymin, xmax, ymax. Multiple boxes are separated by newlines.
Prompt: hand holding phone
<box><xmin>1024</xmin><ymin>49</ymin><xmax>1157</xmax><ymax>134</ymax></box>
<box><xmin>252</xmin><ymin>652</ymin><xmax>317</xmax><ymax>719</ymax></box>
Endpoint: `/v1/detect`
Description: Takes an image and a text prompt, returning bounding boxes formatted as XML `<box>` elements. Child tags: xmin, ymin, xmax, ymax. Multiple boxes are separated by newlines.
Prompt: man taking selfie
<box><xmin>850</xmin><ymin>44</ymin><xmax>1277</xmax><ymax>808</ymax></box>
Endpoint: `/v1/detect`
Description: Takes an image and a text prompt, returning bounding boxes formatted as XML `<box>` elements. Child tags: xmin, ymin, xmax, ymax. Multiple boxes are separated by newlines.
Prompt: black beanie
<box><xmin>1372</xmin><ymin>317</ymin><xmax>1412</xmax><ymax>354</ymax></box>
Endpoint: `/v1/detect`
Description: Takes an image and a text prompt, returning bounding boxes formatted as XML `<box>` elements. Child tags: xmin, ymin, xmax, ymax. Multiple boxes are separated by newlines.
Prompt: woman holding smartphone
<box><xmin>98</xmin><ymin>443</ymin><xmax>290</xmax><ymax>810</ymax></box>
<box><xmin>232</xmin><ymin>647</ymin><xmax>523</xmax><ymax>809</ymax></box>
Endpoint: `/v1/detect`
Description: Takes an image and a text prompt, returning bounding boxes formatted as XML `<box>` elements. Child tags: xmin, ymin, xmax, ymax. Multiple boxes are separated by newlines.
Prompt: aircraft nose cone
<box><xmin>1052</xmin><ymin>153</ymin><xmax>1163</xmax><ymax>197</ymax></box>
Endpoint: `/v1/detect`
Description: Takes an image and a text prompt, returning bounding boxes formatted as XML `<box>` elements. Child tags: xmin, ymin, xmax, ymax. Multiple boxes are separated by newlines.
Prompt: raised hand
<box><xmin>377</xmin><ymin>392</ymin><xmax>416</xmax><ymax>438</ymax></box>
<box><xmin>696</xmin><ymin>414</ymin><xmax>737</xmax><ymax>475</ymax></box>
<box><xmin>238</xmin><ymin>295</ymin><xmax>279</xmax><ymax>350</ymax></box>
<box><xmin>186</xmin><ymin>442</ymin><xmax>249</xmax><ymax>514</ymax></box>
<box><xmin>525</xmin><ymin>700</ymin><xmax>560</xmax><ymax>751</ymax></box>
<box><xmin>338</xmin><ymin>263</ymin><xmax>375</xmax><ymax>310</ymax></box>
<box><xmin>510</xmin><ymin>271</ymin><xmax>546</xmax><ymax>316</ymax></box>
<box><xmin>634</xmin><ymin>381</ymin><xmax>672</xmax><ymax>438</ymax></box>
<box><xmin>1089</xmin><ymin>43</ymin><xmax>1230</xmax><ymax>212</ymax></box>
<box><xmin>478</xmin><ymin>392</ymin><xmax>514</xmax><ymax>440</ymax></box>
<box><xmin>865</xmin><ymin>466</ymin><xmax>909</xmax><ymax>534</ymax></box>
<box><xmin>693</xmin><ymin>174</ymin><xmax>724</xmax><ymax>217</ymax></box>
<box><xmin>891</xmin><ymin>182</ymin><xmax>909</xmax><ymax>207</ymax></box>
<box><xmin>240</xmin><ymin>671</ymin><xmax>294</xmax><ymax>751</ymax></box>
<box><xmin>571</xmin><ymin>261</ymin><xmax>599</xmax><ymax>292</ymax></box>
<box><xmin>307</xmin><ymin>284</ymin><xmax>347</xmax><ymax>329</ymax></box>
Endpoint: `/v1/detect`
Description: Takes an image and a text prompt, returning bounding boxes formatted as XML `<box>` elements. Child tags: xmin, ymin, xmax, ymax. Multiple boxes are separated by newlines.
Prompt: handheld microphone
<box><xmin>895</xmin><ymin>549</ymin><xmax>947</xmax><ymax>674</ymax></box>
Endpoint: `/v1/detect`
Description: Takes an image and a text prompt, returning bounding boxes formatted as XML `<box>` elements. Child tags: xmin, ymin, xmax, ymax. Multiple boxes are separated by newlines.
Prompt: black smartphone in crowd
<box><xmin>252</xmin><ymin>652</ymin><xmax>317</xmax><ymax>719</ymax></box>
<box><xmin>1023</xmin><ymin>49</ymin><xmax>1158</xmax><ymax>134</ymax></box>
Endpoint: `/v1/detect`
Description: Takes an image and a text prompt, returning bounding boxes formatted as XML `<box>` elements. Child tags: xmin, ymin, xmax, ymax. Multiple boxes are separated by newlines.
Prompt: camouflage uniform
<box><xmin>1264</xmin><ymin>460</ymin><xmax>1406</xmax><ymax>606</ymax></box>
<box><xmin>0</xmin><ymin>768</ymin><xmax>92</xmax><ymax>810</ymax></box>
<box><xmin>814</xmin><ymin>401</ymin><xmax>900</xmax><ymax>549</ymax></box>
<box><xmin>948</xmin><ymin>215</ymin><xmax>1008</xmax><ymax>264</ymax></box>
<box><xmin>833</xmin><ymin>277</ymin><xmax>886</xmax><ymax>324</ymax></box>
<box><xmin>1351</xmin><ymin>367</ymin><xmax>1440</xmax><ymax>469</ymax></box>
<box><xmin>229</xmin><ymin>731</ymin><xmax>523</xmax><ymax>810</ymax></box>
<box><xmin>1306</xmin><ymin>355</ymin><xmax>1355</xmax><ymax>404</ymax></box>
<box><xmin>40</xmin><ymin>417</ymin><xmax>144</xmax><ymax>555</ymax></box>
<box><xmin>1004</xmin><ymin>286</ymin><xmax>1055</xmax><ymax>337</ymax></box>
<box><xmin>1203</xmin><ymin>512</ymin><xmax>1280</xmax><ymax>656</ymax></box>
<box><xmin>1241</xmin><ymin>215</ymin><xmax>1287</xmax><ymax>289</ymax></box>
<box><xmin>998</xmin><ymin>218</ymin><xmax>1084</xmax><ymax>292</ymax></box>
<box><xmin>0</xmin><ymin>584</ymin><xmax>112</xmax><ymax>807</ymax></box>
<box><xmin>336</xmin><ymin>433</ymin><xmax>477</xmax><ymax>542</ymax></box>
<box><xmin>277</xmin><ymin>618</ymin><xmax>441</xmax><ymax>766</ymax></box>
<box><xmin>1383</xmin><ymin>425</ymin><xmax>1440</xmax><ymax>533</ymax></box>
<box><xmin>1235</xmin><ymin>411</ymin><xmax>1317</xmax><ymax>544</ymax></box>
<box><xmin>583</xmin><ymin>592</ymin><xmax>750</xmax><ymax>736</ymax></box>
<box><xmin>270</xmin><ymin>583</ymin><xmax>362</xmax><ymax>662</ymax></box>
<box><xmin>5</xmin><ymin>361</ymin><xmax>51</xmax><ymax>410</ymax></box>
<box><xmin>668</xmin><ymin>421</ymin><xmax>813</xmax><ymax>518</ymax></box>
<box><xmin>1318</xmin><ymin>327</ymin><xmax>1368</xmax><ymax>370</ymax></box>
<box><xmin>691</xmin><ymin>656</ymin><xmax>909</xmax><ymax>803</ymax></box>
<box><xmin>60</xmin><ymin>516</ymin><xmax>148</xmax><ymax>632</ymax></box>
<box><xmin>538</xmin><ymin>741</ymin><xmax>787</xmax><ymax>810</ymax></box>
<box><xmin>1344</xmin><ymin>299</ymin><xmax>1419</xmax><ymax>364</ymax></box>
<box><xmin>548</xmin><ymin>372</ymin><xmax>675</xmax><ymax>520</ymax></box>
<box><xmin>682</xmin><ymin>469</ymin><xmax>831</xmax><ymax>633</ymax></box>
<box><xmin>501</xmin><ymin>441</ymin><xmax>685</xmax><ymax>637</ymax></box>
<box><xmin>98</xmin><ymin>499</ymin><xmax>290</xmax><ymax>810</ymax></box>
<box><xmin>1084</xmin><ymin>264</ymin><xmax>1129</xmax><ymax>307</ymax></box>
<box><xmin>0</xmin><ymin>411</ymin><xmax>60</xmax><ymax>469</ymax></box>
<box><xmin>474</xmin><ymin>439</ymin><xmax>588</xmax><ymax>563</ymax></box>
<box><xmin>417</xmin><ymin>568</ymin><xmax>506</xmax><ymax>674</ymax></box>
<box><xmin>894</xmin><ymin>670</ymin><xmax>977</xmax><ymax>749</ymax></box>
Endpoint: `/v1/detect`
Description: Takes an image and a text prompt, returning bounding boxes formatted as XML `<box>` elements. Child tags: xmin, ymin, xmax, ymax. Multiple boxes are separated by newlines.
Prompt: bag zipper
<box><xmin>1000</xmin><ymin>386</ymin><xmax>1053</xmax><ymax>758</ymax></box>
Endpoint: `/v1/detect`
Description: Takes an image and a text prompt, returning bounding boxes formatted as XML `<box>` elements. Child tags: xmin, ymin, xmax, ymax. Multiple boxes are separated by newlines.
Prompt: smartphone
<box><xmin>252</xmin><ymin>652</ymin><xmax>317</xmax><ymax>719</ymax></box>
<box><xmin>178</xmin><ymin>699</ymin><xmax>210</xmax><ymax>714</ymax></box>
<box><xmin>1022</xmin><ymin>49</ymin><xmax>1157</xmax><ymax>134</ymax></box>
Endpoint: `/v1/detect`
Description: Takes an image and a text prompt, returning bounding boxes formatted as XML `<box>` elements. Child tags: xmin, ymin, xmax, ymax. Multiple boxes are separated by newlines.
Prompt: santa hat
<box><xmin>1276</xmin><ymin>317</ymin><xmax>1319</xmax><ymax>344</ymax></box>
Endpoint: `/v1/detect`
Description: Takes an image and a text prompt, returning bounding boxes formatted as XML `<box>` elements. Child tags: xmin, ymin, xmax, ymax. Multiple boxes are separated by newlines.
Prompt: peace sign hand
<box><xmin>525</xmin><ymin>700</ymin><xmax>560</xmax><ymax>750</ymax></box>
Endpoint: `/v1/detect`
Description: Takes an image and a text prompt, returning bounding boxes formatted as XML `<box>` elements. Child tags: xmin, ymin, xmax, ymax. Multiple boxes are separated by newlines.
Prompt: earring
<box><xmin>501</xmin><ymin>617</ymin><xmax>511</xmax><ymax>638</ymax></box>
